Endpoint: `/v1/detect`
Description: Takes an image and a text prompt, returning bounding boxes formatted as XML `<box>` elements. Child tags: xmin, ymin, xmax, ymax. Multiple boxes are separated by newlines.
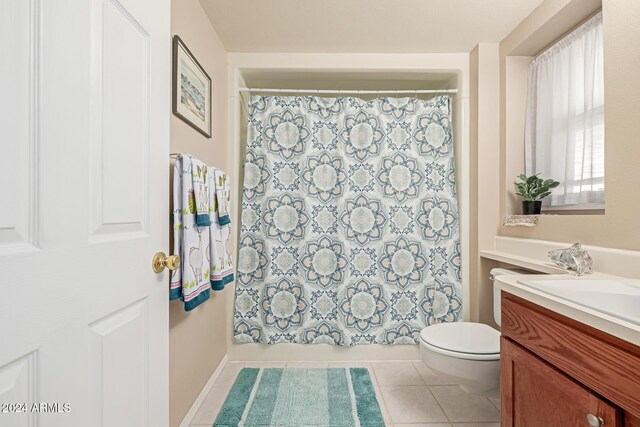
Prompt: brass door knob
<box><xmin>152</xmin><ymin>252</ymin><xmax>180</xmax><ymax>273</ymax></box>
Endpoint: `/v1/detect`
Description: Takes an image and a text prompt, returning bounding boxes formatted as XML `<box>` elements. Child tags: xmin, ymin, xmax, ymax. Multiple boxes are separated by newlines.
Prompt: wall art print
<box><xmin>234</xmin><ymin>95</ymin><xmax>461</xmax><ymax>346</ymax></box>
<box><xmin>172</xmin><ymin>36</ymin><xmax>212</xmax><ymax>138</ymax></box>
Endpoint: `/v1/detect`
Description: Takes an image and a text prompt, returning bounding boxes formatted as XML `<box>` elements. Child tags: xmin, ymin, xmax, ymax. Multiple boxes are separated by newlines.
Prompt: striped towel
<box><xmin>209</xmin><ymin>166</ymin><xmax>234</xmax><ymax>290</ymax></box>
<box><xmin>170</xmin><ymin>155</ymin><xmax>211</xmax><ymax>311</ymax></box>
<box><xmin>190</xmin><ymin>156</ymin><xmax>211</xmax><ymax>226</ymax></box>
<box><xmin>214</xmin><ymin>169</ymin><xmax>231</xmax><ymax>226</ymax></box>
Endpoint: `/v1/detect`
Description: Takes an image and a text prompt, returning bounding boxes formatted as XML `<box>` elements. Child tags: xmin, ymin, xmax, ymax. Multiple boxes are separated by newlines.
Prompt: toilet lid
<box><xmin>420</xmin><ymin>322</ymin><xmax>500</xmax><ymax>355</ymax></box>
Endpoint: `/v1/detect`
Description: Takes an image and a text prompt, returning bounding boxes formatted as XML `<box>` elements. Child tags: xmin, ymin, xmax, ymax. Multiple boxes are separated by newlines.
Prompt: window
<box><xmin>524</xmin><ymin>12</ymin><xmax>604</xmax><ymax>210</ymax></box>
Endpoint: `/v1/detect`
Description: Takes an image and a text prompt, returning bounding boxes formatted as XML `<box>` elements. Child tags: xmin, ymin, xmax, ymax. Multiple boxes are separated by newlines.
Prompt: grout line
<box><xmin>370</xmin><ymin>363</ymin><xmax>382</xmax><ymax>386</ymax></box>
<box><xmin>488</xmin><ymin>396</ymin><xmax>501</xmax><ymax>412</ymax></box>
<box><xmin>427</xmin><ymin>385</ymin><xmax>451</xmax><ymax>423</ymax></box>
<box><xmin>409</xmin><ymin>362</ymin><xmax>426</xmax><ymax>386</ymax></box>
<box><xmin>379</xmin><ymin>384</ymin><xmax>435</xmax><ymax>388</ymax></box>
<box><xmin>373</xmin><ymin>385</ymin><xmax>393</xmax><ymax>425</ymax></box>
<box><xmin>229</xmin><ymin>359</ymin><xmax>422</xmax><ymax>364</ymax></box>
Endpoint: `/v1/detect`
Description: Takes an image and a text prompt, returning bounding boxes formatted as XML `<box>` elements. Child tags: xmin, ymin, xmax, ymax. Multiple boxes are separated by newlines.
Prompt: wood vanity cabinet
<box><xmin>500</xmin><ymin>292</ymin><xmax>640</xmax><ymax>427</ymax></box>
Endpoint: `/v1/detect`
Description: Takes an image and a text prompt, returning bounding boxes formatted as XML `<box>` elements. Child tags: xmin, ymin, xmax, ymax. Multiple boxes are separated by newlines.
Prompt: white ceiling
<box><xmin>200</xmin><ymin>0</ymin><xmax>544</xmax><ymax>53</ymax></box>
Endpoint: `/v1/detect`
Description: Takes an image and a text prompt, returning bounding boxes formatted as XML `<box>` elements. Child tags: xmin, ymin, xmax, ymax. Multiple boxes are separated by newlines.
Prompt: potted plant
<box><xmin>514</xmin><ymin>174</ymin><xmax>560</xmax><ymax>215</ymax></box>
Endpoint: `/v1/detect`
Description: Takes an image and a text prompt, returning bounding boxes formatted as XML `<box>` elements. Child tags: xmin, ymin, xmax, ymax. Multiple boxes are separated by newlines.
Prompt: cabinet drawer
<box><xmin>501</xmin><ymin>292</ymin><xmax>640</xmax><ymax>418</ymax></box>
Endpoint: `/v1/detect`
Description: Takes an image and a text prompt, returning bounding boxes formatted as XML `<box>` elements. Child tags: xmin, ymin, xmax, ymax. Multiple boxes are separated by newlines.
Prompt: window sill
<box><xmin>541</xmin><ymin>209</ymin><xmax>605</xmax><ymax>216</ymax></box>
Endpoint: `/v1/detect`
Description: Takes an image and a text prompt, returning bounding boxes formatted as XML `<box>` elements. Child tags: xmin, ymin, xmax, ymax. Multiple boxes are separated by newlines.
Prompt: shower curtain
<box><xmin>234</xmin><ymin>95</ymin><xmax>461</xmax><ymax>345</ymax></box>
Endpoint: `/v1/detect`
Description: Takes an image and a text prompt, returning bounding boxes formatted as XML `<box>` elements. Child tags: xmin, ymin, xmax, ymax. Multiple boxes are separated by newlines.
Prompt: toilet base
<box><xmin>459</xmin><ymin>384</ymin><xmax>500</xmax><ymax>399</ymax></box>
<box><xmin>420</xmin><ymin>341</ymin><xmax>500</xmax><ymax>398</ymax></box>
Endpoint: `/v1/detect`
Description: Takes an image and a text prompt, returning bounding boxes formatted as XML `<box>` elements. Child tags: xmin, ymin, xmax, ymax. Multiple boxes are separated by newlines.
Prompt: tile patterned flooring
<box><xmin>190</xmin><ymin>361</ymin><xmax>500</xmax><ymax>427</ymax></box>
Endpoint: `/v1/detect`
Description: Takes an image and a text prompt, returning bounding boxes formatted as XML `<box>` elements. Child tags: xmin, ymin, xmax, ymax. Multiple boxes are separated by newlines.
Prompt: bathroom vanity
<box><xmin>496</xmin><ymin>276</ymin><xmax>640</xmax><ymax>427</ymax></box>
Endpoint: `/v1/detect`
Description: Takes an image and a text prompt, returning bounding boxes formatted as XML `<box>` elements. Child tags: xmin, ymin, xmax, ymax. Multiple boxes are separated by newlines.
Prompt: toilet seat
<box><xmin>419</xmin><ymin>322</ymin><xmax>500</xmax><ymax>361</ymax></box>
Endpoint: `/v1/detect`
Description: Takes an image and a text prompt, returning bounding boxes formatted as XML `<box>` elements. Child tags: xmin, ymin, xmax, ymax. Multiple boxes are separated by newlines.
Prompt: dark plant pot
<box><xmin>522</xmin><ymin>200</ymin><xmax>542</xmax><ymax>215</ymax></box>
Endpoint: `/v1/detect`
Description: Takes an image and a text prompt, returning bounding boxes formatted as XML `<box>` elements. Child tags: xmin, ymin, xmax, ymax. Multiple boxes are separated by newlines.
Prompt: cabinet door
<box><xmin>501</xmin><ymin>337</ymin><xmax>623</xmax><ymax>427</ymax></box>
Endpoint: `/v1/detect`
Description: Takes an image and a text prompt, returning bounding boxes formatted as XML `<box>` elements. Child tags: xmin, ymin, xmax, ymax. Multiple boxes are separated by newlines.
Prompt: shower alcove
<box><xmin>227</xmin><ymin>53</ymin><xmax>472</xmax><ymax>362</ymax></box>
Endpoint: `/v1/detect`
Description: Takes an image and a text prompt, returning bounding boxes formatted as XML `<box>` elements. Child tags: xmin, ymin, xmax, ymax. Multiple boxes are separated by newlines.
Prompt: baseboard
<box><xmin>179</xmin><ymin>354</ymin><xmax>228</xmax><ymax>427</ymax></box>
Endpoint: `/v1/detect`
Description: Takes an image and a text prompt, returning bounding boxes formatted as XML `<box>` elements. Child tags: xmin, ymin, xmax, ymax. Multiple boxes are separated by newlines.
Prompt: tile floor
<box><xmin>190</xmin><ymin>361</ymin><xmax>500</xmax><ymax>427</ymax></box>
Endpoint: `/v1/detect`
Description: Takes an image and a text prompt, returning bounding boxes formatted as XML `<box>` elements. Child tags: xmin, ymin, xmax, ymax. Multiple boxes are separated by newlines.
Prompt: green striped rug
<box><xmin>214</xmin><ymin>368</ymin><xmax>385</xmax><ymax>427</ymax></box>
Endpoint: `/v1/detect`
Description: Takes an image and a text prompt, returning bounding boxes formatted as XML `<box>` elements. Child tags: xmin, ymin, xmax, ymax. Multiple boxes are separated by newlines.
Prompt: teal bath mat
<box><xmin>214</xmin><ymin>368</ymin><xmax>385</xmax><ymax>427</ymax></box>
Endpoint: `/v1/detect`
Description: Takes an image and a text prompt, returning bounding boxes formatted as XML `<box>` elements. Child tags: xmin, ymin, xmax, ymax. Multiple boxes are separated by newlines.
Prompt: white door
<box><xmin>0</xmin><ymin>0</ymin><xmax>170</xmax><ymax>425</ymax></box>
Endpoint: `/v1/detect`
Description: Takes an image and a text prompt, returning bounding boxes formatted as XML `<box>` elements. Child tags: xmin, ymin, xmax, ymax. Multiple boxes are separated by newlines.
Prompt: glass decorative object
<box><xmin>503</xmin><ymin>215</ymin><xmax>538</xmax><ymax>227</ymax></box>
<box><xmin>548</xmin><ymin>243</ymin><xmax>593</xmax><ymax>276</ymax></box>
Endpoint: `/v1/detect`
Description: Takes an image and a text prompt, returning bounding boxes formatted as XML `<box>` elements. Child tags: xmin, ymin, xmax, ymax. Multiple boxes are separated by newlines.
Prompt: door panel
<box><xmin>0</xmin><ymin>354</ymin><xmax>37</xmax><ymax>427</ymax></box>
<box><xmin>91</xmin><ymin>0</ymin><xmax>150</xmax><ymax>240</ymax></box>
<box><xmin>501</xmin><ymin>337</ymin><xmax>622</xmax><ymax>427</ymax></box>
<box><xmin>0</xmin><ymin>0</ymin><xmax>170</xmax><ymax>425</ymax></box>
<box><xmin>89</xmin><ymin>299</ymin><xmax>149</xmax><ymax>427</ymax></box>
<box><xmin>0</xmin><ymin>0</ymin><xmax>38</xmax><ymax>254</ymax></box>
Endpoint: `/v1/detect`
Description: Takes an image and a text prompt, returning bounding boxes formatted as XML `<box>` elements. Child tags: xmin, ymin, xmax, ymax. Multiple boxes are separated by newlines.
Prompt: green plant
<box><xmin>515</xmin><ymin>174</ymin><xmax>560</xmax><ymax>201</ymax></box>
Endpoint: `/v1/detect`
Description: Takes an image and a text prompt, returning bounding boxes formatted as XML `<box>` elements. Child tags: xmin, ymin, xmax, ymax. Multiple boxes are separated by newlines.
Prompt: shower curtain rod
<box><xmin>238</xmin><ymin>87</ymin><xmax>458</xmax><ymax>95</ymax></box>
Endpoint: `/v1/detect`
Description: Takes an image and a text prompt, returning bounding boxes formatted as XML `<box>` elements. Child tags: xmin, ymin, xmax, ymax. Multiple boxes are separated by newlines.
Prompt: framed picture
<box><xmin>172</xmin><ymin>35</ymin><xmax>212</xmax><ymax>138</ymax></box>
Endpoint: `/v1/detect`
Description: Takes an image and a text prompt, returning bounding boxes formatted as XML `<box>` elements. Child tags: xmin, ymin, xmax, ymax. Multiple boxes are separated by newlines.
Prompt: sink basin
<box><xmin>517</xmin><ymin>278</ymin><xmax>640</xmax><ymax>325</ymax></box>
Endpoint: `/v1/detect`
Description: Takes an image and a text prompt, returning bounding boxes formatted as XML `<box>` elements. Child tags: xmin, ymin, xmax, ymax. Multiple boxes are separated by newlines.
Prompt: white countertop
<box><xmin>480</xmin><ymin>249</ymin><xmax>568</xmax><ymax>274</ymax></box>
<box><xmin>495</xmin><ymin>273</ymin><xmax>640</xmax><ymax>347</ymax></box>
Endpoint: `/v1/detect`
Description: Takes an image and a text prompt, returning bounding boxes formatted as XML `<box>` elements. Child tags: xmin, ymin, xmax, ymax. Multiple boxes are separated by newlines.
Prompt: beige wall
<box><xmin>497</xmin><ymin>0</ymin><xmax>640</xmax><ymax>251</ymax></box>
<box><xmin>471</xmin><ymin>43</ymin><xmax>501</xmax><ymax>325</ymax></box>
<box><xmin>468</xmin><ymin>46</ymin><xmax>479</xmax><ymax>322</ymax></box>
<box><xmin>169</xmin><ymin>1</ymin><xmax>229</xmax><ymax>425</ymax></box>
<box><xmin>502</xmin><ymin>56</ymin><xmax>532</xmax><ymax>217</ymax></box>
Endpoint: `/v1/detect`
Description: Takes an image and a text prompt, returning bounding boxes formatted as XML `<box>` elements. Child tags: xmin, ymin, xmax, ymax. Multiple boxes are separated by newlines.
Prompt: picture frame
<box><xmin>172</xmin><ymin>35</ymin><xmax>212</xmax><ymax>138</ymax></box>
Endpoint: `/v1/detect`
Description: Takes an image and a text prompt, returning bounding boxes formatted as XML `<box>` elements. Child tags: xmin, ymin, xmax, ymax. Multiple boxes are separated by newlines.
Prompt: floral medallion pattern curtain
<box><xmin>234</xmin><ymin>95</ymin><xmax>461</xmax><ymax>345</ymax></box>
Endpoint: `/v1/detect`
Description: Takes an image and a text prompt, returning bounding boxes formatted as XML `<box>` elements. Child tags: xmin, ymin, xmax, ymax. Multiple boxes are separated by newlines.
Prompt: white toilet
<box><xmin>419</xmin><ymin>268</ymin><xmax>527</xmax><ymax>398</ymax></box>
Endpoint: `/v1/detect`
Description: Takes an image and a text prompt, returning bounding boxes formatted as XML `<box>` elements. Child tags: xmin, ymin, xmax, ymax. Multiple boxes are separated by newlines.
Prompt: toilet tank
<box><xmin>490</xmin><ymin>268</ymin><xmax>530</xmax><ymax>326</ymax></box>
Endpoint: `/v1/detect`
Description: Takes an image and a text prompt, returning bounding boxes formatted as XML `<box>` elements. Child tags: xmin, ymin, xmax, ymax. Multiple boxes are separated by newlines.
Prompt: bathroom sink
<box><xmin>517</xmin><ymin>278</ymin><xmax>640</xmax><ymax>326</ymax></box>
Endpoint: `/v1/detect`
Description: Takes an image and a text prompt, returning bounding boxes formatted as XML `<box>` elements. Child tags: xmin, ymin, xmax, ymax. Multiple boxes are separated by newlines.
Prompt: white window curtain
<box><xmin>524</xmin><ymin>11</ymin><xmax>604</xmax><ymax>210</ymax></box>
